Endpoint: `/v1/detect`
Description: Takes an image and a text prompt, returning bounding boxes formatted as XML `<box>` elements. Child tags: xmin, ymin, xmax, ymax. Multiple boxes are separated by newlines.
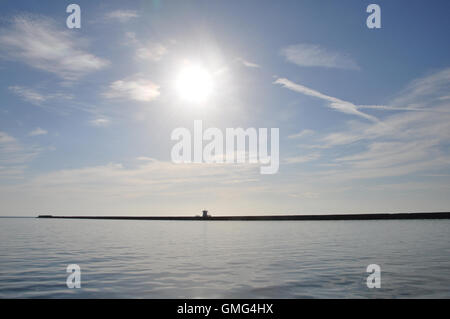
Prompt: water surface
<box><xmin>0</xmin><ymin>218</ymin><xmax>449</xmax><ymax>298</ymax></box>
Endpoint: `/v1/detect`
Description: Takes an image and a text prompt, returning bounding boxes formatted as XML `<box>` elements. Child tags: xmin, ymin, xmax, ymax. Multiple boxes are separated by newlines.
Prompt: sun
<box><xmin>176</xmin><ymin>64</ymin><xmax>214</xmax><ymax>103</ymax></box>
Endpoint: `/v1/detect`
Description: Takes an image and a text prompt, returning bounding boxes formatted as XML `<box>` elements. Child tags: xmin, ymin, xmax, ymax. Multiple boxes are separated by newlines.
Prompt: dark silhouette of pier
<box><xmin>37</xmin><ymin>212</ymin><xmax>450</xmax><ymax>221</ymax></box>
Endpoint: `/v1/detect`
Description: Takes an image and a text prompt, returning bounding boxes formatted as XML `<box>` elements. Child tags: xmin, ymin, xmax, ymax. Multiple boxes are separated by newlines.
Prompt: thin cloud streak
<box><xmin>89</xmin><ymin>118</ymin><xmax>110</xmax><ymax>127</ymax></box>
<box><xmin>288</xmin><ymin>129</ymin><xmax>314</xmax><ymax>139</ymax></box>
<box><xmin>281</xmin><ymin>44</ymin><xmax>359</xmax><ymax>70</ymax></box>
<box><xmin>29</xmin><ymin>128</ymin><xmax>48</xmax><ymax>136</ymax></box>
<box><xmin>105</xmin><ymin>10</ymin><xmax>139</xmax><ymax>23</ymax></box>
<box><xmin>274</xmin><ymin>78</ymin><xmax>378</xmax><ymax>122</ymax></box>
<box><xmin>284</xmin><ymin>153</ymin><xmax>320</xmax><ymax>164</ymax></box>
<box><xmin>236</xmin><ymin>57</ymin><xmax>261</xmax><ymax>68</ymax></box>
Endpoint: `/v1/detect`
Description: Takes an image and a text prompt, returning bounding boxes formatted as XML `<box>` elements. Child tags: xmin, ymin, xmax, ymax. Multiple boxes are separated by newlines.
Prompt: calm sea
<box><xmin>0</xmin><ymin>218</ymin><xmax>449</xmax><ymax>298</ymax></box>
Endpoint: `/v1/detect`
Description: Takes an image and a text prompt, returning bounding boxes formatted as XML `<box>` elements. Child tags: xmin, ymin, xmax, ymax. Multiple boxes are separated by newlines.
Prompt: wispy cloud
<box><xmin>28</xmin><ymin>127</ymin><xmax>47</xmax><ymax>136</ymax></box>
<box><xmin>312</xmin><ymin>68</ymin><xmax>450</xmax><ymax>181</ymax></box>
<box><xmin>236</xmin><ymin>57</ymin><xmax>260</xmax><ymax>68</ymax></box>
<box><xmin>103</xmin><ymin>75</ymin><xmax>160</xmax><ymax>102</ymax></box>
<box><xmin>0</xmin><ymin>132</ymin><xmax>15</xmax><ymax>144</ymax></box>
<box><xmin>290</xmin><ymin>192</ymin><xmax>320</xmax><ymax>199</ymax></box>
<box><xmin>125</xmin><ymin>32</ymin><xmax>168</xmax><ymax>62</ymax></box>
<box><xmin>390</xmin><ymin>68</ymin><xmax>450</xmax><ymax>108</ymax></box>
<box><xmin>0</xmin><ymin>15</ymin><xmax>109</xmax><ymax>80</ymax></box>
<box><xmin>281</xmin><ymin>44</ymin><xmax>359</xmax><ymax>70</ymax></box>
<box><xmin>136</xmin><ymin>156</ymin><xmax>157</xmax><ymax>162</ymax></box>
<box><xmin>8</xmin><ymin>86</ymin><xmax>46</xmax><ymax>104</ymax></box>
<box><xmin>274</xmin><ymin>78</ymin><xmax>378</xmax><ymax>122</ymax></box>
<box><xmin>9</xmin><ymin>86</ymin><xmax>73</xmax><ymax>106</ymax></box>
<box><xmin>26</xmin><ymin>160</ymin><xmax>259</xmax><ymax>193</ymax></box>
<box><xmin>136</xmin><ymin>44</ymin><xmax>168</xmax><ymax>62</ymax></box>
<box><xmin>105</xmin><ymin>10</ymin><xmax>139</xmax><ymax>23</ymax></box>
<box><xmin>285</xmin><ymin>153</ymin><xmax>320</xmax><ymax>164</ymax></box>
<box><xmin>277</xmin><ymin>67</ymin><xmax>450</xmax><ymax>188</ymax></box>
<box><xmin>0</xmin><ymin>131</ymin><xmax>40</xmax><ymax>179</ymax></box>
<box><xmin>288</xmin><ymin>129</ymin><xmax>314</xmax><ymax>139</ymax></box>
<box><xmin>0</xmin><ymin>159</ymin><xmax>264</xmax><ymax>214</ymax></box>
<box><xmin>89</xmin><ymin>118</ymin><xmax>110</xmax><ymax>127</ymax></box>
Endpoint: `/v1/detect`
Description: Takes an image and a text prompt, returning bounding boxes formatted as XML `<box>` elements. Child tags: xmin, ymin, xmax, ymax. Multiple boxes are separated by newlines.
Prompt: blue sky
<box><xmin>0</xmin><ymin>0</ymin><xmax>449</xmax><ymax>216</ymax></box>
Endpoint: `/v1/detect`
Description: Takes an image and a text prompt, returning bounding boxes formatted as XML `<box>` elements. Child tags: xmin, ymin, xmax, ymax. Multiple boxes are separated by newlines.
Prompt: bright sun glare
<box><xmin>176</xmin><ymin>64</ymin><xmax>213</xmax><ymax>103</ymax></box>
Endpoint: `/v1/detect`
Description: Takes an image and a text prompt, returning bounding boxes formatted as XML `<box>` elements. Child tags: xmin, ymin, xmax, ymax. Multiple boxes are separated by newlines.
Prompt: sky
<box><xmin>0</xmin><ymin>0</ymin><xmax>449</xmax><ymax>216</ymax></box>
